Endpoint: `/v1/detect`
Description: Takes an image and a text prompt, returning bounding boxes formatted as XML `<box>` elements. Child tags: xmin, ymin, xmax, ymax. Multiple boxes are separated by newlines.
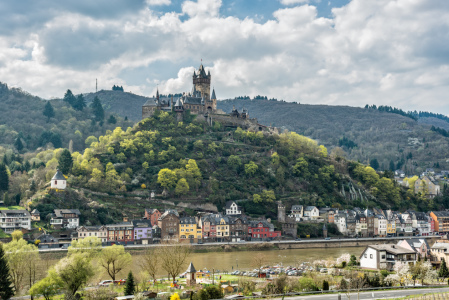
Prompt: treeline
<box><xmin>234</xmin><ymin>95</ymin><xmax>279</xmax><ymax>101</ymax></box>
<box><xmin>431</xmin><ymin>125</ymin><xmax>449</xmax><ymax>137</ymax></box>
<box><xmin>338</xmin><ymin>137</ymin><xmax>357</xmax><ymax>149</ymax></box>
<box><xmin>418</xmin><ymin>111</ymin><xmax>449</xmax><ymax>123</ymax></box>
<box><xmin>112</xmin><ymin>85</ymin><xmax>124</xmax><ymax>91</ymax></box>
<box><xmin>364</xmin><ymin>104</ymin><xmax>417</xmax><ymax>120</ymax></box>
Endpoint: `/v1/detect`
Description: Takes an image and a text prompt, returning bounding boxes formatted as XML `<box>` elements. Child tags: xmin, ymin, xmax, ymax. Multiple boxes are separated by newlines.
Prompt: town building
<box><xmin>397</xmin><ymin>238</ymin><xmax>430</xmax><ymax>259</ymax></box>
<box><xmin>248</xmin><ymin>220</ymin><xmax>281</xmax><ymax>240</ymax></box>
<box><xmin>106</xmin><ymin>222</ymin><xmax>134</xmax><ymax>243</ymax></box>
<box><xmin>31</xmin><ymin>209</ymin><xmax>40</xmax><ymax>221</ymax></box>
<box><xmin>74</xmin><ymin>225</ymin><xmax>108</xmax><ymax>242</ymax></box>
<box><xmin>290</xmin><ymin>205</ymin><xmax>303</xmax><ymax>222</ymax></box>
<box><xmin>179</xmin><ymin>217</ymin><xmax>202</xmax><ymax>240</ymax></box>
<box><xmin>303</xmin><ymin>206</ymin><xmax>319</xmax><ymax>220</ymax></box>
<box><xmin>415</xmin><ymin>176</ymin><xmax>440</xmax><ymax>198</ymax></box>
<box><xmin>144</xmin><ymin>208</ymin><xmax>162</xmax><ymax>226</ymax></box>
<box><xmin>360</xmin><ymin>244</ymin><xmax>417</xmax><ymax>271</ymax></box>
<box><xmin>51</xmin><ymin>169</ymin><xmax>67</xmax><ymax>190</ymax></box>
<box><xmin>430</xmin><ymin>242</ymin><xmax>449</xmax><ymax>268</ymax></box>
<box><xmin>132</xmin><ymin>219</ymin><xmax>153</xmax><ymax>244</ymax></box>
<box><xmin>50</xmin><ymin>209</ymin><xmax>80</xmax><ymax>229</ymax></box>
<box><xmin>429</xmin><ymin>211</ymin><xmax>449</xmax><ymax>234</ymax></box>
<box><xmin>158</xmin><ymin>209</ymin><xmax>180</xmax><ymax>240</ymax></box>
<box><xmin>229</xmin><ymin>215</ymin><xmax>248</xmax><ymax>242</ymax></box>
<box><xmin>277</xmin><ymin>203</ymin><xmax>297</xmax><ymax>238</ymax></box>
<box><xmin>225</xmin><ymin>201</ymin><xmax>242</xmax><ymax>215</ymax></box>
<box><xmin>0</xmin><ymin>210</ymin><xmax>31</xmax><ymax>233</ymax></box>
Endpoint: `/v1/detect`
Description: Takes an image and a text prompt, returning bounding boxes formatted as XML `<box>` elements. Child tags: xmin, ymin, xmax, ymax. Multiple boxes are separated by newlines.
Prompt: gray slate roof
<box><xmin>52</xmin><ymin>169</ymin><xmax>66</xmax><ymax>180</ymax></box>
<box><xmin>186</xmin><ymin>262</ymin><xmax>196</xmax><ymax>273</ymax></box>
<box><xmin>54</xmin><ymin>209</ymin><xmax>81</xmax><ymax>218</ymax></box>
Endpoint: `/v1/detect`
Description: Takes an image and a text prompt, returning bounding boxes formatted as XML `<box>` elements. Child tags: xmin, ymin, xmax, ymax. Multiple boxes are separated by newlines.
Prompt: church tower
<box><xmin>193</xmin><ymin>64</ymin><xmax>211</xmax><ymax>102</ymax></box>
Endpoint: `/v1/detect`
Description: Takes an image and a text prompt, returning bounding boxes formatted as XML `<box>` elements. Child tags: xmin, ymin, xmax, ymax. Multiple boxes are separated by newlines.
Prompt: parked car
<box><xmin>325</xmin><ymin>237</ymin><xmax>331</xmax><ymax>240</ymax></box>
<box><xmin>320</xmin><ymin>268</ymin><xmax>328</xmax><ymax>273</ymax></box>
<box><xmin>99</xmin><ymin>280</ymin><xmax>113</xmax><ymax>286</ymax></box>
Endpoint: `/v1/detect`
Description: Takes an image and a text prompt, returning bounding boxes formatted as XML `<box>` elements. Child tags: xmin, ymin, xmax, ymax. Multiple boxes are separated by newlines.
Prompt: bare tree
<box><xmin>159</xmin><ymin>241</ymin><xmax>191</xmax><ymax>283</ymax></box>
<box><xmin>140</xmin><ymin>247</ymin><xmax>160</xmax><ymax>282</ymax></box>
<box><xmin>251</xmin><ymin>253</ymin><xmax>266</xmax><ymax>278</ymax></box>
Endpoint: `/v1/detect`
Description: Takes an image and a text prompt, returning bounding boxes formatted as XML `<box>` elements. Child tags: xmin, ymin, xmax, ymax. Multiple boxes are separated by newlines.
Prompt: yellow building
<box><xmin>216</xmin><ymin>217</ymin><xmax>230</xmax><ymax>239</ymax></box>
<box><xmin>179</xmin><ymin>217</ymin><xmax>202</xmax><ymax>240</ymax></box>
<box><xmin>387</xmin><ymin>220</ymin><xmax>396</xmax><ymax>235</ymax></box>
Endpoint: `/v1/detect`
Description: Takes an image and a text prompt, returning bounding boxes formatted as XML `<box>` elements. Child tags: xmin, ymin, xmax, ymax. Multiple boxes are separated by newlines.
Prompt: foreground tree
<box><xmin>4</xmin><ymin>234</ymin><xmax>39</xmax><ymax>294</ymax></box>
<box><xmin>124</xmin><ymin>271</ymin><xmax>135</xmax><ymax>296</ymax></box>
<box><xmin>160</xmin><ymin>241</ymin><xmax>191</xmax><ymax>283</ymax></box>
<box><xmin>29</xmin><ymin>275</ymin><xmax>63</xmax><ymax>300</ymax></box>
<box><xmin>55</xmin><ymin>253</ymin><xmax>94</xmax><ymax>298</ymax></box>
<box><xmin>251</xmin><ymin>253</ymin><xmax>266</xmax><ymax>278</ymax></box>
<box><xmin>0</xmin><ymin>243</ymin><xmax>14</xmax><ymax>299</ymax></box>
<box><xmin>140</xmin><ymin>248</ymin><xmax>159</xmax><ymax>282</ymax></box>
<box><xmin>99</xmin><ymin>245</ymin><xmax>132</xmax><ymax>281</ymax></box>
<box><xmin>439</xmin><ymin>258</ymin><xmax>449</xmax><ymax>278</ymax></box>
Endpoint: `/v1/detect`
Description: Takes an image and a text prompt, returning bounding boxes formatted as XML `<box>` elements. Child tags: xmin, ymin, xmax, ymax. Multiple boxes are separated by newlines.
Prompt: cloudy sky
<box><xmin>1</xmin><ymin>0</ymin><xmax>449</xmax><ymax>113</ymax></box>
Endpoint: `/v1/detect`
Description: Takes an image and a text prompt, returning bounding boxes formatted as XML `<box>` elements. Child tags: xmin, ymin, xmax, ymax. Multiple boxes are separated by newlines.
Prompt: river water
<box><xmin>39</xmin><ymin>246</ymin><xmax>365</xmax><ymax>282</ymax></box>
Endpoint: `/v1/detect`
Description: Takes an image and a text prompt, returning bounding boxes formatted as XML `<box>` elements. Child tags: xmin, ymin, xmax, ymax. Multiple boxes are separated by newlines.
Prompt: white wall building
<box><xmin>51</xmin><ymin>169</ymin><xmax>67</xmax><ymax>189</ymax></box>
<box><xmin>0</xmin><ymin>210</ymin><xmax>31</xmax><ymax>233</ymax></box>
<box><xmin>303</xmin><ymin>206</ymin><xmax>319</xmax><ymax>220</ymax></box>
<box><xmin>225</xmin><ymin>201</ymin><xmax>242</xmax><ymax>215</ymax></box>
<box><xmin>360</xmin><ymin>244</ymin><xmax>417</xmax><ymax>271</ymax></box>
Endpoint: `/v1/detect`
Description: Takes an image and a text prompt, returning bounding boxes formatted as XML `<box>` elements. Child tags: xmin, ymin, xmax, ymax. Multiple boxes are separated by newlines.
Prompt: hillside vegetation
<box><xmin>219</xmin><ymin>99</ymin><xmax>449</xmax><ymax>175</ymax></box>
<box><xmin>0</xmin><ymin>83</ymin><xmax>133</xmax><ymax>153</ymax></box>
<box><xmin>16</xmin><ymin>111</ymin><xmax>444</xmax><ymax>226</ymax></box>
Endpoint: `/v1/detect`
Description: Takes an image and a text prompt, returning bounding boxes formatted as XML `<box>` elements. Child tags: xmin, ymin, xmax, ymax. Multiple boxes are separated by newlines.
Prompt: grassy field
<box><xmin>0</xmin><ymin>206</ymin><xmax>25</xmax><ymax>210</ymax></box>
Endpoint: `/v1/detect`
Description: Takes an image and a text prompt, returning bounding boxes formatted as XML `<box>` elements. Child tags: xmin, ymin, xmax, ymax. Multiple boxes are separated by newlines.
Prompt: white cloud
<box><xmin>280</xmin><ymin>0</ymin><xmax>309</xmax><ymax>5</ymax></box>
<box><xmin>1</xmin><ymin>0</ymin><xmax>449</xmax><ymax>114</ymax></box>
<box><xmin>146</xmin><ymin>0</ymin><xmax>171</xmax><ymax>5</ymax></box>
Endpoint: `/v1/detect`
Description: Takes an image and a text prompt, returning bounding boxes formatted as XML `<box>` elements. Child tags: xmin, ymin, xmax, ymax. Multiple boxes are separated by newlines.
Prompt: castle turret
<box><xmin>277</xmin><ymin>202</ymin><xmax>286</xmax><ymax>223</ymax></box>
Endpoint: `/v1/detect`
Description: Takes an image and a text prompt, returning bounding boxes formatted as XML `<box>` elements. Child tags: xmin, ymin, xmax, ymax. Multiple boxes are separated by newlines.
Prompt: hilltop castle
<box><xmin>142</xmin><ymin>64</ymin><xmax>218</xmax><ymax>119</ymax></box>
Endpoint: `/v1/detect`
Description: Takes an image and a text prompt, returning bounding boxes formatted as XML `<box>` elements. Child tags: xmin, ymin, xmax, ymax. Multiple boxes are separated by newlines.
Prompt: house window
<box><xmin>55</xmin><ymin>180</ymin><xmax>57</xmax><ymax>184</ymax></box>
<box><xmin>381</xmin><ymin>255</ymin><xmax>386</xmax><ymax>259</ymax></box>
<box><xmin>364</xmin><ymin>254</ymin><xmax>367</xmax><ymax>258</ymax></box>
<box><xmin>370</xmin><ymin>254</ymin><xmax>373</xmax><ymax>259</ymax></box>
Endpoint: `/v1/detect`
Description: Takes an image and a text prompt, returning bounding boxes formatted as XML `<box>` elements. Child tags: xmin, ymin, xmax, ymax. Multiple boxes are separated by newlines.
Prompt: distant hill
<box><xmin>0</xmin><ymin>83</ymin><xmax>132</xmax><ymax>152</ymax></box>
<box><xmin>218</xmin><ymin>99</ymin><xmax>449</xmax><ymax>175</ymax></box>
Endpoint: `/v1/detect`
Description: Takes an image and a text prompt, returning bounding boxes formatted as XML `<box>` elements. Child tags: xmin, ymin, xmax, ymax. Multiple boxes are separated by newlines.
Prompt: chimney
<box><xmin>123</xmin><ymin>216</ymin><xmax>129</xmax><ymax>222</ymax></box>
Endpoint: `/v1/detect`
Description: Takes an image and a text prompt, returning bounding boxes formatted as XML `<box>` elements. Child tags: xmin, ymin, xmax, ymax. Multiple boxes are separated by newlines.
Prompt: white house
<box><xmin>303</xmin><ymin>206</ymin><xmax>319</xmax><ymax>220</ymax></box>
<box><xmin>334</xmin><ymin>213</ymin><xmax>347</xmax><ymax>235</ymax></box>
<box><xmin>51</xmin><ymin>169</ymin><xmax>67</xmax><ymax>189</ymax></box>
<box><xmin>360</xmin><ymin>244</ymin><xmax>417</xmax><ymax>271</ymax></box>
<box><xmin>0</xmin><ymin>210</ymin><xmax>32</xmax><ymax>233</ymax></box>
<box><xmin>225</xmin><ymin>201</ymin><xmax>242</xmax><ymax>215</ymax></box>
<box><xmin>291</xmin><ymin>205</ymin><xmax>303</xmax><ymax>222</ymax></box>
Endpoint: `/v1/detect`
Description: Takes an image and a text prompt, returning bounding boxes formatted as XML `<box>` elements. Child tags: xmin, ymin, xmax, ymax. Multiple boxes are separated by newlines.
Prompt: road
<box><xmin>37</xmin><ymin>235</ymin><xmax>440</xmax><ymax>253</ymax></box>
<box><xmin>277</xmin><ymin>287</ymin><xmax>449</xmax><ymax>300</ymax></box>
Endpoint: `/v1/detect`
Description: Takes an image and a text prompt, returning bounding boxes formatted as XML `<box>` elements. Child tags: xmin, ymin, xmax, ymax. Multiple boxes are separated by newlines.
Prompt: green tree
<box><xmin>43</xmin><ymin>101</ymin><xmax>55</xmax><ymax>122</ymax></box>
<box><xmin>29</xmin><ymin>275</ymin><xmax>63</xmax><ymax>300</ymax></box>
<box><xmin>0</xmin><ymin>243</ymin><xmax>14</xmax><ymax>299</ymax></box>
<box><xmin>370</xmin><ymin>158</ymin><xmax>379</xmax><ymax>170</ymax></box>
<box><xmin>227</xmin><ymin>155</ymin><xmax>241</xmax><ymax>172</ymax></box>
<box><xmin>185</xmin><ymin>159</ymin><xmax>202</xmax><ymax>189</ymax></box>
<box><xmin>244</xmin><ymin>161</ymin><xmax>258</xmax><ymax>176</ymax></box>
<box><xmin>348</xmin><ymin>255</ymin><xmax>357</xmax><ymax>266</ymax></box>
<box><xmin>261</xmin><ymin>190</ymin><xmax>276</xmax><ymax>202</ymax></box>
<box><xmin>322</xmin><ymin>280</ymin><xmax>329</xmax><ymax>291</ymax></box>
<box><xmin>157</xmin><ymin>169</ymin><xmax>177</xmax><ymax>192</ymax></box>
<box><xmin>0</xmin><ymin>164</ymin><xmax>9</xmax><ymax>192</ymax></box>
<box><xmin>68</xmin><ymin>236</ymin><xmax>102</xmax><ymax>258</ymax></box>
<box><xmin>58</xmin><ymin>149</ymin><xmax>73</xmax><ymax>175</ymax></box>
<box><xmin>63</xmin><ymin>89</ymin><xmax>76</xmax><ymax>106</ymax></box>
<box><xmin>14</xmin><ymin>136</ymin><xmax>23</xmax><ymax>151</ymax></box>
<box><xmin>99</xmin><ymin>245</ymin><xmax>132</xmax><ymax>281</ymax></box>
<box><xmin>107</xmin><ymin>115</ymin><xmax>117</xmax><ymax>124</ymax></box>
<box><xmin>73</xmin><ymin>94</ymin><xmax>86</xmax><ymax>111</ymax></box>
<box><xmin>91</xmin><ymin>96</ymin><xmax>104</xmax><ymax>121</ymax></box>
<box><xmin>175</xmin><ymin>178</ymin><xmax>189</xmax><ymax>196</ymax></box>
<box><xmin>439</xmin><ymin>258</ymin><xmax>449</xmax><ymax>278</ymax></box>
<box><xmin>124</xmin><ymin>271</ymin><xmax>135</xmax><ymax>296</ymax></box>
<box><xmin>55</xmin><ymin>253</ymin><xmax>94</xmax><ymax>298</ymax></box>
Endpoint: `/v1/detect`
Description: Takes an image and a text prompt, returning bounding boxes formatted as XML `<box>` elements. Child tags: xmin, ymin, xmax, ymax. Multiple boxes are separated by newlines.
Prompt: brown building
<box><xmin>229</xmin><ymin>215</ymin><xmax>248</xmax><ymax>242</ymax></box>
<box><xmin>106</xmin><ymin>222</ymin><xmax>134</xmax><ymax>243</ymax></box>
<box><xmin>158</xmin><ymin>209</ymin><xmax>180</xmax><ymax>240</ymax></box>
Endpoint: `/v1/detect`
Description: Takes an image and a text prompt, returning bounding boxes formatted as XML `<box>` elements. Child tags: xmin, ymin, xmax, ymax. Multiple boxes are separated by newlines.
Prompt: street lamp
<box><xmin>236</xmin><ymin>258</ymin><xmax>238</xmax><ymax>270</ymax></box>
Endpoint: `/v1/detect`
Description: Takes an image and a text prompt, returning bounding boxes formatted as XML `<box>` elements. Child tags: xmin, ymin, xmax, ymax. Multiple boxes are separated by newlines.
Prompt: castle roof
<box><xmin>143</xmin><ymin>98</ymin><xmax>158</xmax><ymax>107</ymax></box>
<box><xmin>52</xmin><ymin>169</ymin><xmax>66</xmax><ymax>181</ymax></box>
<box><xmin>211</xmin><ymin>88</ymin><xmax>216</xmax><ymax>100</ymax></box>
<box><xmin>183</xmin><ymin>96</ymin><xmax>203</xmax><ymax>105</ymax></box>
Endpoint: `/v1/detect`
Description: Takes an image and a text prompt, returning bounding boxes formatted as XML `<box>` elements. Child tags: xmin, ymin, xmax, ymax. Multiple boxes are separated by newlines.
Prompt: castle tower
<box><xmin>206</xmin><ymin>88</ymin><xmax>217</xmax><ymax>111</ymax></box>
<box><xmin>277</xmin><ymin>202</ymin><xmax>286</xmax><ymax>224</ymax></box>
<box><xmin>323</xmin><ymin>223</ymin><xmax>328</xmax><ymax>238</ymax></box>
<box><xmin>193</xmin><ymin>64</ymin><xmax>211</xmax><ymax>102</ymax></box>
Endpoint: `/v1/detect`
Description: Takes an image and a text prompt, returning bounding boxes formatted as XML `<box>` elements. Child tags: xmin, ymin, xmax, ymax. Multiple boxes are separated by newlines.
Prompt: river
<box><xmin>38</xmin><ymin>246</ymin><xmax>365</xmax><ymax>283</ymax></box>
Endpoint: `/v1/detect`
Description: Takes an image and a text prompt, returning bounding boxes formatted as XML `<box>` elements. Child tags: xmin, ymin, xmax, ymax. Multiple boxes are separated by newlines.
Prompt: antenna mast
<box><xmin>96</xmin><ymin>78</ymin><xmax>98</xmax><ymax>93</ymax></box>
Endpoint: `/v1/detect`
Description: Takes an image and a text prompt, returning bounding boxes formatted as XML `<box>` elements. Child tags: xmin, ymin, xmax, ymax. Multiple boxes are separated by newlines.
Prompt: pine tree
<box><xmin>0</xmin><ymin>164</ymin><xmax>8</xmax><ymax>192</ymax></box>
<box><xmin>43</xmin><ymin>101</ymin><xmax>55</xmax><ymax>122</ymax></box>
<box><xmin>73</xmin><ymin>94</ymin><xmax>86</xmax><ymax>111</ymax></box>
<box><xmin>14</xmin><ymin>136</ymin><xmax>23</xmax><ymax>151</ymax></box>
<box><xmin>58</xmin><ymin>149</ymin><xmax>73</xmax><ymax>175</ymax></box>
<box><xmin>63</xmin><ymin>89</ymin><xmax>76</xmax><ymax>107</ymax></box>
<box><xmin>124</xmin><ymin>271</ymin><xmax>135</xmax><ymax>296</ymax></box>
<box><xmin>91</xmin><ymin>96</ymin><xmax>104</xmax><ymax>121</ymax></box>
<box><xmin>0</xmin><ymin>243</ymin><xmax>14</xmax><ymax>299</ymax></box>
<box><xmin>439</xmin><ymin>258</ymin><xmax>449</xmax><ymax>278</ymax></box>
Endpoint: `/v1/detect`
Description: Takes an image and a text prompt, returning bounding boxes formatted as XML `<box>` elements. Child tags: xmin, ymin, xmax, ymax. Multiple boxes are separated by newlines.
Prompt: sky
<box><xmin>1</xmin><ymin>0</ymin><xmax>449</xmax><ymax>113</ymax></box>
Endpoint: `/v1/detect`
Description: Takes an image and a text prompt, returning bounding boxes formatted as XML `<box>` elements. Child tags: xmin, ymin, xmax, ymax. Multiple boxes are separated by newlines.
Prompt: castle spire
<box><xmin>211</xmin><ymin>88</ymin><xmax>216</xmax><ymax>100</ymax></box>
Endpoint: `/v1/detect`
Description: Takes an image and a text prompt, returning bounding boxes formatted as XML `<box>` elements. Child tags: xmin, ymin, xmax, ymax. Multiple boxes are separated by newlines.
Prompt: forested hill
<box><xmin>0</xmin><ymin>83</ymin><xmax>133</xmax><ymax>152</ymax></box>
<box><xmin>24</xmin><ymin>111</ymin><xmax>440</xmax><ymax>226</ymax></box>
<box><xmin>219</xmin><ymin>99</ymin><xmax>449</xmax><ymax>175</ymax></box>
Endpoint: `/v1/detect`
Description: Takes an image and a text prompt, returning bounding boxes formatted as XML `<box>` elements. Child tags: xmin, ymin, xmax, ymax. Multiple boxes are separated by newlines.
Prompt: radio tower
<box><xmin>96</xmin><ymin>78</ymin><xmax>98</xmax><ymax>93</ymax></box>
